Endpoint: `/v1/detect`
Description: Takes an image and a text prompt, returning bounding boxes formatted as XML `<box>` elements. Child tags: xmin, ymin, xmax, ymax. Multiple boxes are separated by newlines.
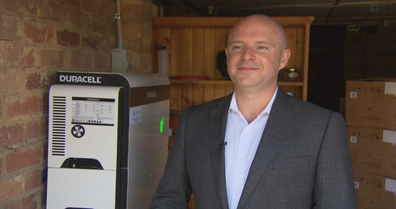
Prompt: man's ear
<box><xmin>279</xmin><ymin>48</ymin><xmax>291</xmax><ymax>70</ymax></box>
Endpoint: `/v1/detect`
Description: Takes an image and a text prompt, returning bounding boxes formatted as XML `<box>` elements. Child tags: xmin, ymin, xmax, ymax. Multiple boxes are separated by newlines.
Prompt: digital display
<box><xmin>72</xmin><ymin>97</ymin><xmax>115</xmax><ymax>126</ymax></box>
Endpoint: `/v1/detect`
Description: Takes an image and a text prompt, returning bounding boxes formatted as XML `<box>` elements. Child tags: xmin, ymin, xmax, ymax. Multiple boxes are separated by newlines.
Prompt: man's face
<box><xmin>225</xmin><ymin>17</ymin><xmax>290</xmax><ymax>92</ymax></box>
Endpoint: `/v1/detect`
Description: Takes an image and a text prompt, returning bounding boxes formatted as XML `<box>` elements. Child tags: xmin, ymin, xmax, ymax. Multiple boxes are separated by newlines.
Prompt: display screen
<box><xmin>71</xmin><ymin>97</ymin><xmax>115</xmax><ymax>126</ymax></box>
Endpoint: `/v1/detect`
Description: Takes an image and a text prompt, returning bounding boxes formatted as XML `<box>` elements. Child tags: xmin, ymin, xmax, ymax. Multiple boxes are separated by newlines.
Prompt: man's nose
<box><xmin>241</xmin><ymin>48</ymin><xmax>255</xmax><ymax>60</ymax></box>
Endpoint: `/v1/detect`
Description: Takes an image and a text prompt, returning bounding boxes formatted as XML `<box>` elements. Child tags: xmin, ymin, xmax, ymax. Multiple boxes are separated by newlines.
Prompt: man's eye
<box><xmin>258</xmin><ymin>46</ymin><xmax>268</xmax><ymax>50</ymax></box>
<box><xmin>232</xmin><ymin>45</ymin><xmax>241</xmax><ymax>50</ymax></box>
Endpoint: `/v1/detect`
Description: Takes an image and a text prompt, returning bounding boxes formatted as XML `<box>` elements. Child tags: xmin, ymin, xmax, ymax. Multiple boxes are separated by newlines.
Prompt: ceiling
<box><xmin>161</xmin><ymin>0</ymin><xmax>396</xmax><ymax>25</ymax></box>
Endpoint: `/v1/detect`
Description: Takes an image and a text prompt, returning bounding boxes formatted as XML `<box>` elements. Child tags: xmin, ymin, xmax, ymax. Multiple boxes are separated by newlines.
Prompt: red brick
<box><xmin>0</xmin><ymin>123</ymin><xmax>24</xmax><ymax>147</ymax></box>
<box><xmin>22</xmin><ymin>192</ymin><xmax>38</xmax><ymax>209</ymax></box>
<box><xmin>41</xmin><ymin>75</ymin><xmax>49</xmax><ymax>91</ymax></box>
<box><xmin>3</xmin><ymin>0</ymin><xmax>38</xmax><ymax>18</ymax></box>
<box><xmin>42</xmin><ymin>92</ymin><xmax>49</xmax><ymax>114</ymax></box>
<box><xmin>141</xmin><ymin>54</ymin><xmax>152</xmax><ymax>72</ymax></box>
<box><xmin>122</xmin><ymin>5</ymin><xmax>142</xmax><ymax>23</ymax></box>
<box><xmin>93</xmin><ymin>53</ymin><xmax>111</xmax><ymax>71</ymax></box>
<box><xmin>99</xmin><ymin>0</ymin><xmax>116</xmax><ymax>18</ymax></box>
<box><xmin>40</xmin><ymin>187</ymin><xmax>46</xmax><ymax>206</ymax></box>
<box><xmin>125</xmin><ymin>40</ymin><xmax>142</xmax><ymax>54</ymax></box>
<box><xmin>142</xmin><ymin>3</ymin><xmax>153</xmax><ymax>24</ymax></box>
<box><xmin>57</xmin><ymin>0</ymin><xmax>80</xmax><ymax>8</ymax></box>
<box><xmin>92</xmin><ymin>15</ymin><xmax>110</xmax><ymax>35</ymax></box>
<box><xmin>4</xmin><ymin>200</ymin><xmax>23</xmax><ymax>209</ymax></box>
<box><xmin>123</xmin><ymin>23</ymin><xmax>142</xmax><ymax>40</ymax></box>
<box><xmin>6</xmin><ymin>95</ymin><xmax>42</xmax><ymax>118</ymax></box>
<box><xmin>0</xmin><ymin>70</ymin><xmax>26</xmax><ymax>94</ymax></box>
<box><xmin>26</xmin><ymin>72</ymin><xmax>49</xmax><ymax>90</ymax></box>
<box><xmin>26</xmin><ymin>73</ymin><xmax>41</xmax><ymax>90</ymax></box>
<box><xmin>0</xmin><ymin>42</ymin><xmax>4</xmax><ymax>65</ymax></box>
<box><xmin>0</xmin><ymin>156</ymin><xmax>2</xmax><ymax>175</ymax></box>
<box><xmin>109</xmin><ymin>20</ymin><xmax>117</xmax><ymax>37</ymax></box>
<box><xmin>82</xmin><ymin>36</ymin><xmax>101</xmax><ymax>50</ymax></box>
<box><xmin>4</xmin><ymin>45</ymin><xmax>22</xmax><ymax>65</ymax></box>
<box><xmin>130</xmin><ymin>54</ymin><xmax>140</xmax><ymax>70</ymax></box>
<box><xmin>25</xmin><ymin>169</ymin><xmax>42</xmax><ymax>192</ymax></box>
<box><xmin>56</xmin><ymin>30</ymin><xmax>80</xmax><ymax>47</ymax></box>
<box><xmin>123</xmin><ymin>0</ymin><xmax>142</xmax><ymax>5</ymax></box>
<box><xmin>39</xmin><ymin>1</ymin><xmax>67</xmax><ymax>23</ymax></box>
<box><xmin>81</xmin><ymin>0</ymin><xmax>101</xmax><ymax>14</ymax></box>
<box><xmin>142</xmin><ymin>39</ymin><xmax>151</xmax><ymax>53</ymax></box>
<box><xmin>6</xmin><ymin>143</ymin><xmax>43</xmax><ymax>173</ymax></box>
<box><xmin>0</xmin><ymin>176</ymin><xmax>23</xmax><ymax>203</ymax></box>
<box><xmin>0</xmin><ymin>102</ymin><xmax>2</xmax><ymax>120</ymax></box>
<box><xmin>22</xmin><ymin>50</ymin><xmax>36</xmax><ymax>67</ymax></box>
<box><xmin>42</xmin><ymin>141</ymin><xmax>48</xmax><ymax>160</ymax></box>
<box><xmin>0</xmin><ymin>15</ymin><xmax>21</xmax><ymax>41</ymax></box>
<box><xmin>4</xmin><ymin>45</ymin><xmax>36</xmax><ymax>67</ymax></box>
<box><xmin>26</xmin><ymin>118</ymin><xmax>47</xmax><ymax>142</ymax></box>
<box><xmin>70</xmin><ymin>50</ymin><xmax>92</xmax><ymax>69</ymax></box>
<box><xmin>99</xmin><ymin>38</ymin><xmax>116</xmax><ymax>51</ymax></box>
<box><xmin>3</xmin><ymin>200</ymin><xmax>22</xmax><ymax>209</ymax></box>
<box><xmin>68</xmin><ymin>7</ymin><xmax>91</xmax><ymax>30</ymax></box>
<box><xmin>23</xmin><ymin>21</ymin><xmax>54</xmax><ymax>44</ymax></box>
<box><xmin>40</xmin><ymin>49</ymin><xmax>65</xmax><ymax>67</ymax></box>
<box><xmin>142</xmin><ymin>25</ymin><xmax>152</xmax><ymax>42</ymax></box>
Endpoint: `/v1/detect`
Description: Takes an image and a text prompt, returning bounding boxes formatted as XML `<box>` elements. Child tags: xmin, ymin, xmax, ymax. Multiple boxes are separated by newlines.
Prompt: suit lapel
<box><xmin>238</xmin><ymin>91</ymin><xmax>294</xmax><ymax>208</ymax></box>
<box><xmin>209</xmin><ymin>94</ymin><xmax>233</xmax><ymax>209</ymax></box>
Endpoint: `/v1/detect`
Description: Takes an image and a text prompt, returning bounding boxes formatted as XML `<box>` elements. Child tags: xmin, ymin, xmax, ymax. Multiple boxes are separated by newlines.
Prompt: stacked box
<box><xmin>346</xmin><ymin>79</ymin><xmax>396</xmax><ymax>209</ymax></box>
<box><xmin>345</xmin><ymin>78</ymin><xmax>396</xmax><ymax>130</ymax></box>
<box><xmin>348</xmin><ymin>126</ymin><xmax>396</xmax><ymax>178</ymax></box>
<box><xmin>354</xmin><ymin>171</ymin><xmax>396</xmax><ymax>209</ymax></box>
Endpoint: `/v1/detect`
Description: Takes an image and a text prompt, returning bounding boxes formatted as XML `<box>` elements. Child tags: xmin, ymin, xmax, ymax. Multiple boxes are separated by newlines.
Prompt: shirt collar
<box><xmin>229</xmin><ymin>87</ymin><xmax>278</xmax><ymax>116</ymax></box>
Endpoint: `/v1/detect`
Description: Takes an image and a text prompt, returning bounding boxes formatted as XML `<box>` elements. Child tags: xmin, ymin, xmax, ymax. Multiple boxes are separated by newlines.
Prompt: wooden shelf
<box><xmin>153</xmin><ymin>16</ymin><xmax>313</xmax><ymax>111</ymax></box>
<box><xmin>170</xmin><ymin>79</ymin><xmax>304</xmax><ymax>86</ymax></box>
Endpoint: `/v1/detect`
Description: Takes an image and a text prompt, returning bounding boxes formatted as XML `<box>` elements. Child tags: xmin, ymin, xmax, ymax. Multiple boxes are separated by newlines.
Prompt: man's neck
<box><xmin>234</xmin><ymin>87</ymin><xmax>276</xmax><ymax>123</ymax></box>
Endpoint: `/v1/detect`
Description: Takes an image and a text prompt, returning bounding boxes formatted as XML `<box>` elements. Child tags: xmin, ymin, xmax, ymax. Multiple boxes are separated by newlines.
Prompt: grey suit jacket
<box><xmin>150</xmin><ymin>90</ymin><xmax>357</xmax><ymax>209</ymax></box>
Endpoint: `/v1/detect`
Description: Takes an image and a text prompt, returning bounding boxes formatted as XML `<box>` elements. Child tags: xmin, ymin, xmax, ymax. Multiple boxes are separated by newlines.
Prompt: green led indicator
<box><xmin>160</xmin><ymin>116</ymin><xmax>165</xmax><ymax>133</ymax></box>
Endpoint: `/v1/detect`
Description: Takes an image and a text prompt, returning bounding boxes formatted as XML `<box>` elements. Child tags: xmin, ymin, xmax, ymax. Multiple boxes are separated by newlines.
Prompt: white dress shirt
<box><xmin>225</xmin><ymin>88</ymin><xmax>277</xmax><ymax>209</ymax></box>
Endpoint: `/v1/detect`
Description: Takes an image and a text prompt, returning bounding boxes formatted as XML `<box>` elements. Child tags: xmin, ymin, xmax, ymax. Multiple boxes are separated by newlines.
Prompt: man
<box><xmin>150</xmin><ymin>14</ymin><xmax>356</xmax><ymax>209</ymax></box>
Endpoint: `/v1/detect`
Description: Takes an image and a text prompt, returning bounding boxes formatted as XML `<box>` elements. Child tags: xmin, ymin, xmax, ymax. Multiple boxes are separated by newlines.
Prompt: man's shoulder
<box><xmin>280</xmin><ymin>93</ymin><xmax>335</xmax><ymax>117</ymax></box>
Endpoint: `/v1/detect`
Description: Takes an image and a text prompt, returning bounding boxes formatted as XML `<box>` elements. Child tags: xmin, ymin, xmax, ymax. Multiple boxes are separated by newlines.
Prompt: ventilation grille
<box><xmin>51</xmin><ymin>96</ymin><xmax>66</xmax><ymax>156</ymax></box>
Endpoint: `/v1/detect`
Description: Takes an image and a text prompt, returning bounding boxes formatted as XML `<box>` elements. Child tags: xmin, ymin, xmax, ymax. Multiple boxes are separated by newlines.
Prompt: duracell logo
<box><xmin>59</xmin><ymin>75</ymin><xmax>102</xmax><ymax>84</ymax></box>
<box><xmin>147</xmin><ymin>91</ymin><xmax>157</xmax><ymax>98</ymax></box>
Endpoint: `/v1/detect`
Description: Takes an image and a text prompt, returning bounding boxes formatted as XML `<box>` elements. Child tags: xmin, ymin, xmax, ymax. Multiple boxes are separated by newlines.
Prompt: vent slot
<box><xmin>51</xmin><ymin>96</ymin><xmax>66</xmax><ymax>156</ymax></box>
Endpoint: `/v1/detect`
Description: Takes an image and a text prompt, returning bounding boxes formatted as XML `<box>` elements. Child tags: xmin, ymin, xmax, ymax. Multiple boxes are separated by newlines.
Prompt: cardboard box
<box><xmin>345</xmin><ymin>79</ymin><xmax>396</xmax><ymax>130</ymax></box>
<box><xmin>348</xmin><ymin>126</ymin><xmax>396</xmax><ymax>155</ymax></box>
<box><xmin>354</xmin><ymin>171</ymin><xmax>396</xmax><ymax>209</ymax></box>
<box><xmin>350</xmin><ymin>151</ymin><xmax>396</xmax><ymax>179</ymax></box>
<box><xmin>348</xmin><ymin>126</ymin><xmax>396</xmax><ymax>178</ymax></box>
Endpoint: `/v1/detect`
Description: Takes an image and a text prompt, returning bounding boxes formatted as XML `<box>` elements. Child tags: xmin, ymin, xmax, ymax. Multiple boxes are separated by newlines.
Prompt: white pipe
<box><xmin>116</xmin><ymin>0</ymin><xmax>123</xmax><ymax>49</ymax></box>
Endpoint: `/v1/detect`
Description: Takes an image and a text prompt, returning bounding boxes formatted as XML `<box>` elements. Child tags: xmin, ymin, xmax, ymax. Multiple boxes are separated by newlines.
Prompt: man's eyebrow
<box><xmin>228</xmin><ymin>40</ymin><xmax>275</xmax><ymax>47</ymax></box>
<box><xmin>255</xmin><ymin>41</ymin><xmax>275</xmax><ymax>47</ymax></box>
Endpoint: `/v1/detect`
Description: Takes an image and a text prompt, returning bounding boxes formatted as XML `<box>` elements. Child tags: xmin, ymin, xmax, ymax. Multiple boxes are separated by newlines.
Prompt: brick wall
<box><xmin>0</xmin><ymin>0</ymin><xmax>153</xmax><ymax>208</ymax></box>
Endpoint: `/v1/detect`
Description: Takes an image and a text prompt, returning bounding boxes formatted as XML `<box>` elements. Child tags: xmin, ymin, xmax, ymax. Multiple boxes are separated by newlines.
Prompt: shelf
<box><xmin>154</xmin><ymin>16</ymin><xmax>312</xmax><ymax>109</ymax></box>
<box><xmin>170</xmin><ymin>79</ymin><xmax>304</xmax><ymax>86</ymax></box>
